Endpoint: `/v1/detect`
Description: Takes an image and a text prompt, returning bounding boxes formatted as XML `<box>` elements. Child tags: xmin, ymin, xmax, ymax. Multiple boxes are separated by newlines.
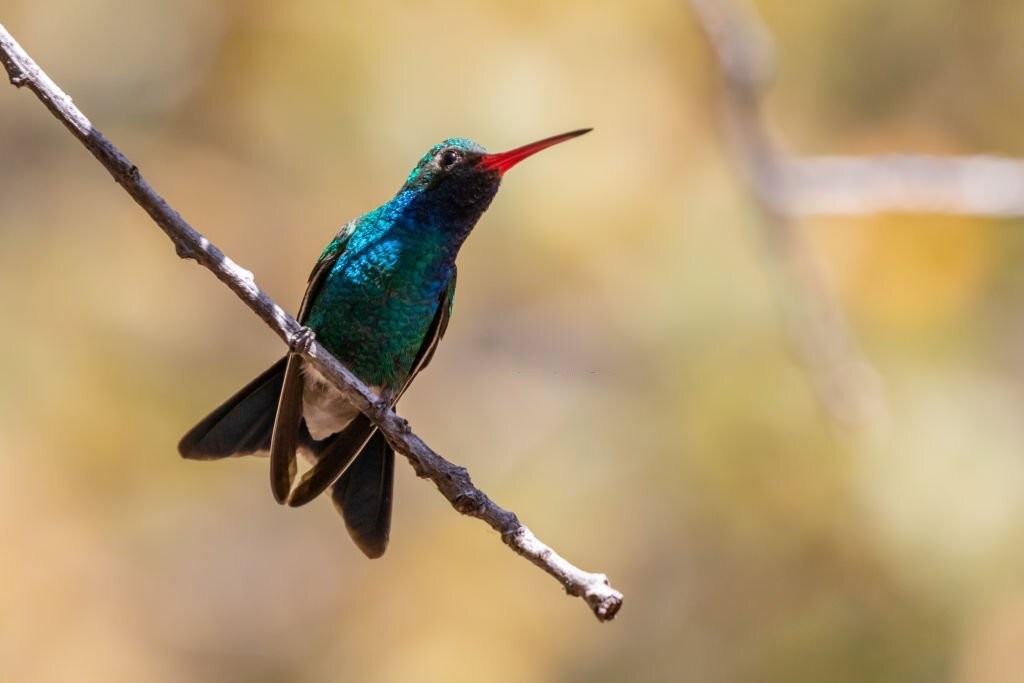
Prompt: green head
<box><xmin>398</xmin><ymin>129</ymin><xmax>592</xmax><ymax>223</ymax></box>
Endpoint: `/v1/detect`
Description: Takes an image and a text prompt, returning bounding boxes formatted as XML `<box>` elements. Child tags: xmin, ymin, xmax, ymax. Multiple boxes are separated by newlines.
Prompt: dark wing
<box><xmin>287</xmin><ymin>269</ymin><xmax>457</xmax><ymax>511</ymax></box>
<box><xmin>297</xmin><ymin>222</ymin><xmax>357</xmax><ymax>324</ymax></box>
<box><xmin>268</xmin><ymin>222</ymin><xmax>356</xmax><ymax>504</ymax></box>
<box><xmin>397</xmin><ymin>267</ymin><xmax>457</xmax><ymax>401</ymax></box>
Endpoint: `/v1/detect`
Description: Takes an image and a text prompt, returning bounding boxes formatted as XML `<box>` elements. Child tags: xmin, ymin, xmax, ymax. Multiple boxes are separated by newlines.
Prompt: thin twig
<box><xmin>687</xmin><ymin>0</ymin><xmax>886</xmax><ymax>428</ymax></box>
<box><xmin>0</xmin><ymin>23</ymin><xmax>622</xmax><ymax>622</ymax></box>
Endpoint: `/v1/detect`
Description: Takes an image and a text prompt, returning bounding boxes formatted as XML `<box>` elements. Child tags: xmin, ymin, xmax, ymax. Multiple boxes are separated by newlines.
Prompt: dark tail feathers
<box><xmin>331</xmin><ymin>431</ymin><xmax>394</xmax><ymax>559</ymax></box>
<box><xmin>178</xmin><ymin>357</ymin><xmax>288</xmax><ymax>459</ymax></box>
<box><xmin>178</xmin><ymin>357</ymin><xmax>395</xmax><ymax>557</ymax></box>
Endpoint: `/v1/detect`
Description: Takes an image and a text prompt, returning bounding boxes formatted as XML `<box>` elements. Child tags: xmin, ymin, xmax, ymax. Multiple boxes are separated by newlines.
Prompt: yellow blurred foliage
<box><xmin>811</xmin><ymin>214</ymin><xmax>993</xmax><ymax>328</ymax></box>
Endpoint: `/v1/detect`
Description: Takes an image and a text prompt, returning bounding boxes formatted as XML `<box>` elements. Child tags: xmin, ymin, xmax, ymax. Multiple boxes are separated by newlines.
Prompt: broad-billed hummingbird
<box><xmin>178</xmin><ymin>128</ymin><xmax>591</xmax><ymax>557</ymax></box>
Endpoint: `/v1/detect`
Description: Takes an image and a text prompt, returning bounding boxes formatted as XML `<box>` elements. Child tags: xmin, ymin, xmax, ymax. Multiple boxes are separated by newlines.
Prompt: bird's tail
<box><xmin>289</xmin><ymin>412</ymin><xmax>396</xmax><ymax>558</ymax></box>
<box><xmin>331</xmin><ymin>431</ymin><xmax>394</xmax><ymax>559</ymax></box>
<box><xmin>178</xmin><ymin>357</ymin><xmax>395</xmax><ymax>557</ymax></box>
<box><xmin>178</xmin><ymin>357</ymin><xmax>288</xmax><ymax>459</ymax></box>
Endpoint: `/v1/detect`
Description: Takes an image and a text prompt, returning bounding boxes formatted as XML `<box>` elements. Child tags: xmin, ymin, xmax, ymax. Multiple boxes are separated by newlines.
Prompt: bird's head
<box><xmin>399</xmin><ymin>128</ymin><xmax>591</xmax><ymax>220</ymax></box>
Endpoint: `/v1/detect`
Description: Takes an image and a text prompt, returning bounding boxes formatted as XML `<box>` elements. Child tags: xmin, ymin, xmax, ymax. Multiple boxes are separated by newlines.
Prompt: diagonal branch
<box><xmin>0</xmin><ymin>23</ymin><xmax>622</xmax><ymax>622</ymax></box>
<box><xmin>687</xmin><ymin>0</ymin><xmax>886</xmax><ymax>428</ymax></box>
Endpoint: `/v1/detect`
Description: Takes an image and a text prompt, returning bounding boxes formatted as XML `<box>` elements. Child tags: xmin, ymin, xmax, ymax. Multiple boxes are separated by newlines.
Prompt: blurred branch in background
<box><xmin>687</xmin><ymin>0</ymin><xmax>886</xmax><ymax>428</ymax></box>
<box><xmin>689</xmin><ymin>0</ymin><xmax>1024</xmax><ymax>427</ymax></box>
<box><xmin>783</xmin><ymin>155</ymin><xmax>1024</xmax><ymax>217</ymax></box>
<box><xmin>0</xmin><ymin>23</ymin><xmax>623</xmax><ymax>622</ymax></box>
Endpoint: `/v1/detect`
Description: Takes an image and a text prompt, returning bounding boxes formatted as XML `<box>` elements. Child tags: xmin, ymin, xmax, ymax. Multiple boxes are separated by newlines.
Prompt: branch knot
<box><xmin>453</xmin><ymin>489</ymin><xmax>487</xmax><ymax>516</ymax></box>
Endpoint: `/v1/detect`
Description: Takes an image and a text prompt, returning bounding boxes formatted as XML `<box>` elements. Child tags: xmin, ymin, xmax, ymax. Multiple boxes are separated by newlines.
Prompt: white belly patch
<box><xmin>300</xmin><ymin>364</ymin><xmax>380</xmax><ymax>441</ymax></box>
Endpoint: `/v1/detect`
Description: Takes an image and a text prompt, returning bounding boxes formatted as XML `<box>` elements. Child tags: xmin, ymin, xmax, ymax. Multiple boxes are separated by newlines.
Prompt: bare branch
<box><xmin>687</xmin><ymin>0</ymin><xmax>887</xmax><ymax>428</ymax></box>
<box><xmin>0</xmin><ymin>23</ymin><xmax>622</xmax><ymax>622</ymax></box>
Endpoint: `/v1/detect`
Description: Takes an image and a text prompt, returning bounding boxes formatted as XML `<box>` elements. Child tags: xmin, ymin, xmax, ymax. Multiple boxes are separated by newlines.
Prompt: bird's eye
<box><xmin>439</xmin><ymin>149</ymin><xmax>461</xmax><ymax>169</ymax></box>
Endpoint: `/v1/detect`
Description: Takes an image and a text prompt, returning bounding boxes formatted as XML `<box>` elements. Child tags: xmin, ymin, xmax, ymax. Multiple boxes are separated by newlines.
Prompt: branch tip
<box><xmin>593</xmin><ymin>594</ymin><xmax>623</xmax><ymax>621</ymax></box>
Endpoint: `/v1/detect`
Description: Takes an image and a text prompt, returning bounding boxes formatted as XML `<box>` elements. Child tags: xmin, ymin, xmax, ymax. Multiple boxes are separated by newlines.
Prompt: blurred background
<box><xmin>3</xmin><ymin>0</ymin><xmax>1024</xmax><ymax>681</ymax></box>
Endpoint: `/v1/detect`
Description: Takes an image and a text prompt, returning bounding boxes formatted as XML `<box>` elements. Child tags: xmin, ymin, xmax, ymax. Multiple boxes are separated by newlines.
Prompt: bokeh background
<box><xmin>4</xmin><ymin>1</ymin><xmax>1024</xmax><ymax>681</ymax></box>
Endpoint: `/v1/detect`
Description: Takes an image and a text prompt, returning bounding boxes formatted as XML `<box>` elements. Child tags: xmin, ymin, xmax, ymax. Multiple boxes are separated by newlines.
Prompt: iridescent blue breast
<box><xmin>304</xmin><ymin>200</ymin><xmax>452</xmax><ymax>389</ymax></box>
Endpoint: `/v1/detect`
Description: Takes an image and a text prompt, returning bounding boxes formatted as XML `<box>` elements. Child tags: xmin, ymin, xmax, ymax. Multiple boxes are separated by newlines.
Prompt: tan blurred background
<box><xmin>4</xmin><ymin>0</ymin><xmax>1024</xmax><ymax>681</ymax></box>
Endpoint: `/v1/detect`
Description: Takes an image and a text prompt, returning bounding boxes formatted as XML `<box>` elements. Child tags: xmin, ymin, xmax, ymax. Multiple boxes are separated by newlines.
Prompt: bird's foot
<box><xmin>289</xmin><ymin>326</ymin><xmax>316</xmax><ymax>354</ymax></box>
<box><xmin>371</xmin><ymin>396</ymin><xmax>392</xmax><ymax>422</ymax></box>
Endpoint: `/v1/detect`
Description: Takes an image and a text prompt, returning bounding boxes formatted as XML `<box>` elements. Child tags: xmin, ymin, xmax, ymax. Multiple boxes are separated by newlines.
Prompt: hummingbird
<box><xmin>178</xmin><ymin>128</ymin><xmax>591</xmax><ymax>558</ymax></box>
